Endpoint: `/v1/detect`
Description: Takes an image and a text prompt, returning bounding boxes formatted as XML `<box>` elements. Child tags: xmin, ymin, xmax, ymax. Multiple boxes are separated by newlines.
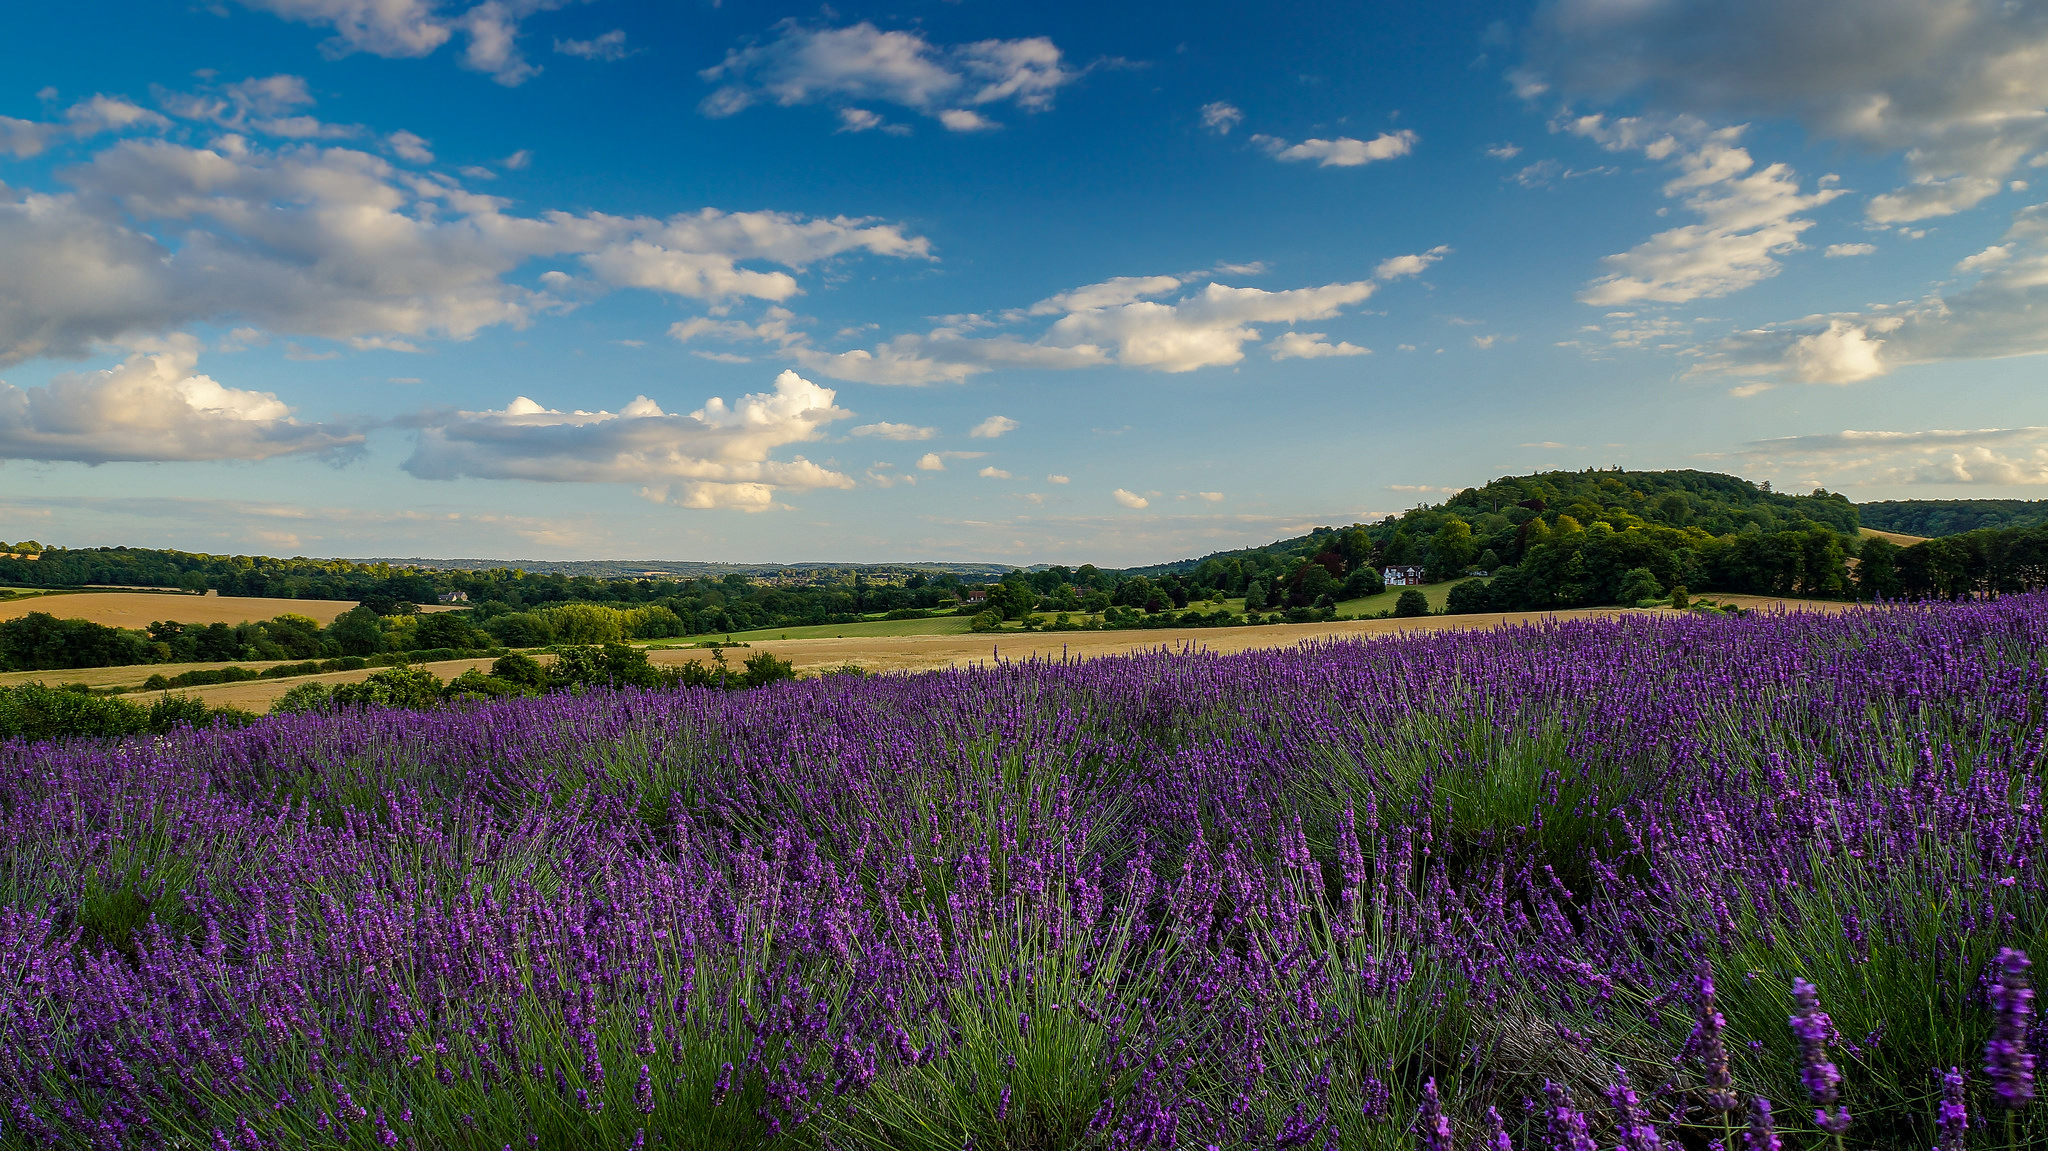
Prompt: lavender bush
<box><xmin>1</xmin><ymin>596</ymin><xmax>2044</xmax><ymax>1149</ymax></box>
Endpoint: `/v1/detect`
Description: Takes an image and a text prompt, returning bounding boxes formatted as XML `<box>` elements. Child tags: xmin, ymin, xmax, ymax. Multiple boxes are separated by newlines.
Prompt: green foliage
<box><xmin>331</xmin><ymin>664</ymin><xmax>444</xmax><ymax>709</ymax></box>
<box><xmin>969</xmin><ymin>610</ymin><xmax>1003</xmax><ymax>632</ymax></box>
<box><xmin>0</xmin><ymin>682</ymin><xmax>250</xmax><ymax>742</ymax></box>
<box><xmin>490</xmin><ymin>651</ymin><xmax>549</xmax><ymax>689</ymax></box>
<box><xmin>271</xmin><ymin>682</ymin><xmax>335</xmax><ymax>714</ymax></box>
<box><xmin>1859</xmin><ymin>498</ymin><xmax>2048</xmax><ymax>536</ymax></box>
<box><xmin>1394</xmin><ymin>589</ymin><xmax>1430</xmax><ymax>618</ymax></box>
<box><xmin>326</xmin><ymin>605</ymin><xmax>386</xmax><ymax>656</ymax></box>
<box><xmin>1615</xmin><ymin>566</ymin><xmax>1664</xmax><ymax>605</ymax></box>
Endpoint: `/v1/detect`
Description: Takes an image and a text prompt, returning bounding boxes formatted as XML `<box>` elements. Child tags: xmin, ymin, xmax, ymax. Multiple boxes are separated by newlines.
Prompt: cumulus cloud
<box><xmin>784</xmin><ymin>260</ymin><xmax>1427</xmax><ymax>384</ymax></box>
<box><xmin>234</xmin><ymin>0</ymin><xmax>590</xmax><ymax>85</ymax></box>
<box><xmin>1379</xmin><ymin>247</ymin><xmax>1454</xmax><ymax>281</ymax></box>
<box><xmin>850</xmin><ymin>421</ymin><xmax>936</xmax><ymax>440</ymax></box>
<box><xmin>1699</xmin><ymin>197</ymin><xmax>2048</xmax><ymax>385</ymax></box>
<box><xmin>1744</xmin><ymin>426</ymin><xmax>2048</xmax><ymax>485</ymax></box>
<box><xmin>0</xmin><ymin>93</ymin><xmax>170</xmax><ymax>159</ymax></box>
<box><xmin>1530</xmin><ymin>0</ymin><xmax>2048</xmax><ymax>223</ymax></box>
<box><xmin>1567</xmin><ymin>116</ymin><xmax>1845</xmax><ymax>305</ymax></box>
<box><xmin>1047</xmin><ymin>474</ymin><xmax>1070</xmax><ymax>484</ymax></box>
<box><xmin>1200</xmin><ymin>101</ymin><xmax>1244</xmax><ymax>134</ymax></box>
<box><xmin>1824</xmin><ymin>242</ymin><xmax>1875</xmax><ymax>258</ymax></box>
<box><xmin>0</xmin><ymin>339</ymin><xmax>362</xmax><ymax>464</ymax></box>
<box><xmin>403</xmin><ymin>369</ymin><xmax>852</xmax><ymax>510</ymax></box>
<box><xmin>555</xmin><ymin>29</ymin><xmax>628</xmax><ymax>61</ymax></box>
<box><xmin>1111</xmin><ymin>488</ymin><xmax>1149</xmax><ymax>509</ymax></box>
<box><xmin>700</xmin><ymin>21</ymin><xmax>1073</xmax><ymax>131</ymax></box>
<box><xmin>968</xmin><ymin>415</ymin><xmax>1019</xmax><ymax>438</ymax></box>
<box><xmin>978</xmin><ymin>466</ymin><xmax>1013</xmax><ymax>479</ymax></box>
<box><xmin>916</xmin><ymin>450</ymin><xmax>985</xmax><ymax>471</ymax></box>
<box><xmin>0</xmin><ymin>132</ymin><xmax>928</xmax><ymax>366</ymax></box>
<box><xmin>1253</xmin><ymin>129</ymin><xmax>1417</xmax><ymax>167</ymax></box>
<box><xmin>1269</xmin><ymin>331</ymin><xmax>1370</xmax><ymax>359</ymax></box>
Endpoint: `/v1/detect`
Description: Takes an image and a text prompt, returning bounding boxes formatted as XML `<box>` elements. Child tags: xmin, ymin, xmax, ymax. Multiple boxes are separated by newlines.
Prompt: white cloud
<box><xmin>1700</xmin><ymin>197</ymin><xmax>2048</xmax><ymax>384</ymax></box>
<box><xmin>1743</xmin><ymin>426</ymin><xmax>2048</xmax><ymax>485</ymax></box>
<box><xmin>555</xmin><ymin>29</ymin><xmax>628</xmax><ymax>61</ymax></box>
<box><xmin>968</xmin><ymin>414</ymin><xmax>1019</xmax><ymax>439</ymax></box>
<box><xmin>978</xmin><ymin>466</ymin><xmax>1013</xmax><ymax>479</ymax></box>
<box><xmin>0</xmin><ymin>93</ymin><xmax>171</xmax><ymax>159</ymax></box>
<box><xmin>850</xmin><ymin>421</ymin><xmax>937</xmax><ymax>440</ymax></box>
<box><xmin>1373</xmin><ymin>245</ymin><xmax>1451</xmax><ymax>280</ymax></box>
<box><xmin>1111</xmin><ymin>488</ymin><xmax>1149</xmax><ymax>509</ymax></box>
<box><xmin>1269</xmin><ymin>331</ymin><xmax>1370</xmax><ymax>359</ymax></box>
<box><xmin>1253</xmin><ymin>129</ymin><xmax>1417</xmax><ymax>167</ymax></box>
<box><xmin>789</xmin><ymin>269</ymin><xmax>1391</xmax><ymax>384</ymax></box>
<box><xmin>1047</xmin><ymin>474</ymin><xmax>1070</xmax><ymax>484</ymax></box>
<box><xmin>234</xmin><ymin>0</ymin><xmax>588</xmax><ymax>85</ymax></box>
<box><xmin>1824</xmin><ymin>242</ymin><xmax>1875</xmax><ymax>258</ymax></box>
<box><xmin>1956</xmin><ymin>244</ymin><xmax>2012</xmax><ymax>273</ymax></box>
<box><xmin>1485</xmin><ymin>143</ymin><xmax>1522</xmax><ymax>160</ymax></box>
<box><xmin>1568</xmin><ymin>117</ymin><xmax>1845</xmax><ymax>305</ymax></box>
<box><xmin>1195</xmin><ymin>491</ymin><xmax>1224</xmax><ymax>502</ymax></box>
<box><xmin>915</xmin><ymin>450</ymin><xmax>985</xmax><ymax>471</ymax></box>
<box><xmin>1028</xmin><ymin>275</ymin><xmax>1184</xmax><ymax>316</ymax></box>
<box><xmin>403</xmin><ymin>369</ymin><xmax>853</xmax><ymax>510</ymax></box>
<box><xmin>1532</xmin><ymin>0</ymin><xmax>2048</xmax><ymax>224</ymax></box>
<box><xmin>1045</xmin><ymin>280</ymin><xmax>1378</xmax><ymax>371</ymax></box>
<box><xmin>0</xmin><ymin>132</ymin><xmax>928</xmax><ymax>366</ymax></box>
<box><xmin>0</xmin><ymin>339</ymin><xmax>361</xmax><ymax>464</ymax></box>
<box><xmin>700</xmin><ymin>21</ymin><xmax>1073</xmax><ymax>131</ymax></box>
<box><xmin>385</xmin><ymin>130</ymin><xmax>433</xmax><ymax>163</ymax></box>
<box><xmin>1200</xmin><ymin>101</ymin><xmax>1244</xmax><ymax>134</ymax></box>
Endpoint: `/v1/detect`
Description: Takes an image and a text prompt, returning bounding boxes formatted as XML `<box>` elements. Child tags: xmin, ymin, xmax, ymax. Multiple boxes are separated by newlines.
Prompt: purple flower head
<box><xmin>1543</xmin><ymin>1081</ymin><xmax>1598</xmax><ymax>1151</ymax></box>
<box><xmin>1741</xmin><ymin>1096</ymin><xmax>1780</xmax><ymax>1151</ymax></box>
<box><xmin>1935</xmin><ymin>1067</ymin><xmax>1969</xmax><ymax>1151</ymax></box>
<box><xmin>1484</xmin><ymin>1106</ymin><xmax>1512</xmax><ymax>1151</ymax></box>
<box><xmin>1985</xmin><ymin>947</ymin><xmax>2036</xmax><ymax>1109</ymax></box>
<box><xmin>1789</xmin><ymin>978</ymin><xmax>1849</xmax><ymax>1133</ymax></box>
<box><xmin>1416</xmin><ymin>1077</ymin><xmax>1454</xmax><ymax>1151</ymax></box>
<box><xmin>1694</xmin><ymin>966</ymin><xmax>1738</xmax><ymax>1112</ymax></box>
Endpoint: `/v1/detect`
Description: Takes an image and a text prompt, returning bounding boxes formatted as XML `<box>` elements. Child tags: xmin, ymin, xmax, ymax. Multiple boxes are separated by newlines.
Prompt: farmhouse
<box><xmin>436</xmin><ymin>590</ymin><xmax>470</xmax><ymax>604</ymax></box>
<box><xmin>1382</xmin><ymin>564</ymin><xmax>1426</xmax><ymax>586</ymax></box>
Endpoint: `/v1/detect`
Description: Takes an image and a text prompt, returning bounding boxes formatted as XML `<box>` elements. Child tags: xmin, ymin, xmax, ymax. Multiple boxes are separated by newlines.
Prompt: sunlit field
<box><xmin>2</xmin><ymin>597</ymin><xmax>2041</xmax><ymax>1149</ymax></box>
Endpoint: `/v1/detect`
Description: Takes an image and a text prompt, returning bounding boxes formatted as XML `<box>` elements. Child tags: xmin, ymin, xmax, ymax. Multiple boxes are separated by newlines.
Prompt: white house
<box><xmin>1382</xmin><ymin>564</ymin><xmax>1427</xmax><ymax>586</ymax></box>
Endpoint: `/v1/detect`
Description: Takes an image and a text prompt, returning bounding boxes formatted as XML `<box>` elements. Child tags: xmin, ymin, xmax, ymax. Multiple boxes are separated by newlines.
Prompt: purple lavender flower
<box><xmin>711</xmin><ymin>1062</ymin><xmax>733</xmax><ymax>1107</ymax></box>
<box><xmin>1416</xmin><ymin>1077</ymin><xmax>1453</xmax><ymax>1151</ymax></box>
<box><xmin>1789</xmin><ymin>978</ymin><xmax>1850</xmax><ymax>1135</ymax></box>
<box><xmin>1483</xmin><ymin>1106</ymin><xmax>1512</xmax><ymax>1151</ymax></box>
<box><xmin>1742</xmin><ymin>1096</ymin><xmax>1780</xmax><ymax>1151</ymax></box>
<box><xmin>1695</xmin><ymin>966</ymin><xmax>1738</xmax><ymax>1113</ymax></box>
<box><xmin>1985</xmin><ymin>947</ymin><xmax>2035</xmax><ymax>1108</ymax></box>
<box><xmin>1543</xmin><ymin>1081</ymin><xmax>1597</xmax><ymax>1151</ymax></box>
<box><xmin>1935</xmin><ymin>1067</ymin><xmax>1968</xmax><ymax>1151</ymax></box>
<box><xmin>996</xmin><ymin>1084</ymin><xmax>1012</xmax><ymax>1122</ymax></box>
<box><xmin>635</xmin><ymin>1063</ymin><xmax>655</xmax><ymax>1115</ymax></box>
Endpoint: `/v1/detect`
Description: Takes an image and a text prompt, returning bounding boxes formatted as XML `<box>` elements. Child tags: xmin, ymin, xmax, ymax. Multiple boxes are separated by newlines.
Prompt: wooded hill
<box><xmin>1857</xmin><ymin>499</ymin><xmax>2048</xmax><ymax>537</ymax></box>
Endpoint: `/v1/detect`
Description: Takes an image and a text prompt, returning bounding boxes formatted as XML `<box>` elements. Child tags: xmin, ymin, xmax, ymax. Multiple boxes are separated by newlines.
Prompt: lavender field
<box><xmin>2</xmin><ymin>599</ymin><xmax>2043</xmax><ymax>1150</ymax></box>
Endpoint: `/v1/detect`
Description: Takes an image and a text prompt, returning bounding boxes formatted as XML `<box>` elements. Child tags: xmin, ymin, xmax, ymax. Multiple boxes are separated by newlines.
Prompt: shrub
<box><xmin>1394</xmin><ymin>589</ymin><xmax>1431</xmax><ymax>617</ymax></box>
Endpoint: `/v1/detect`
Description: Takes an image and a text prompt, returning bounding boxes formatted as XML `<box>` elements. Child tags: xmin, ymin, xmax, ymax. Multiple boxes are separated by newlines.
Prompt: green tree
<box><xmin>413</xmin><ymin>611</ymin><xmax>486</xmax><ymax>650</ymax></box>
<box><xmin>1427</xmin><ymin>518</ymin><xmax>1477</xmax><ymax>582</ymax></box>
<box><xmin>1394</xmin><ymin>589</ymin><xmax>1430</xmax><ymax>618</ymax></box>
<box><xmin>1615</xmin><ymin>567</ymin><xmax>1664</xmax><ymax>605</ymax></box>
<box><xmin>327</xmin><ymin>606</ymin><xmax>387</xmax><ymax>656</ymax></box>
<box><xmin>1444</xmin><ymin>580</ymin><xmax>1492</xmax><ymax>615</ymax></box>
<box><xmin>490</xmin><ymin>651</ymin><xmax>549</xmax><ymax>690</ymax></box>
<box><xmin>1243</xmin><ymin>580</ymin><xmax>1268</xmax><ymax>612</ymax></box>
<box><xmin>331</xmin><ymin>665</ymin><xmax>442</xmax><ymax>709</ymax></box>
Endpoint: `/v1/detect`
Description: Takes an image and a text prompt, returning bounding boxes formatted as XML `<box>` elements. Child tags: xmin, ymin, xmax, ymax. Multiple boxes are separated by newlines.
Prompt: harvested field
<box><xmin>0</xmin><ymin>591</ymin><xmax>462</xmax><ymax>628</ymax></box>
<box><xmin>155</xmin><ymin>594</ymin><xmax>1850</xmax><ymax>712</ymax></box>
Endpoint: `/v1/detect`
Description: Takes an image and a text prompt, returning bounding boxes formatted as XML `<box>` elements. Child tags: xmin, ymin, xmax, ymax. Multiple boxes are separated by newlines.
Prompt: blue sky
<box><xmin>2</xmin><ymin>0</ymin><xmax>2045</xmax><ymax>565</ymax></box>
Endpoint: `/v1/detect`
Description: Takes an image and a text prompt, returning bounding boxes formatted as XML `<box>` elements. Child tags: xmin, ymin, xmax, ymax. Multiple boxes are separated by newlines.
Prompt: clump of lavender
<box><xmin>1935</xmin><ymin>1067</ymin><xmax>1968</xmax><ymax>1151</ymax></box>
<box><xmin>1789</xmin><ymin>978</ymin><xmax>1851</xmax><ymax>1139</ymax></box>
<box><xmin>1984</xmin><ymin>948</ymin><xmax>2035</xmax><ymax>1109</ymax></box>
<box><xmin>1543</xmin><ymin>1081</ymin><xmax>1597</xmax><ymax>1151</ymax></box>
